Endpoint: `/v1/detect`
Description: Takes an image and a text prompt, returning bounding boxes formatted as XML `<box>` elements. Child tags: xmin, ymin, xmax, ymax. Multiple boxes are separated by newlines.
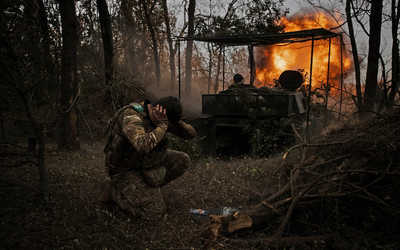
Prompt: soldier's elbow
<box><xmin>133</xmin><ymin>143</ymin><xmax>151</xmax><ymax>155</ymax></box>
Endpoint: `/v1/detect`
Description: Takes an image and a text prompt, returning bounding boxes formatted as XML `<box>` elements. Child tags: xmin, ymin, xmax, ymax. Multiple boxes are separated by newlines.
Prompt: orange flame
<box><xmin>255</xmin><ymin>12</ymin><xmax>352</xmax><ymax>95</ymax></box>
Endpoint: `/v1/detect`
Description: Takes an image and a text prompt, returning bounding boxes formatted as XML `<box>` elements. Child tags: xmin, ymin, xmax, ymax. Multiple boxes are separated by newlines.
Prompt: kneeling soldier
<box><xmin>99</xmin><ymin>96</ymin><xmax>196</xmax><ymax>218</ymax></box>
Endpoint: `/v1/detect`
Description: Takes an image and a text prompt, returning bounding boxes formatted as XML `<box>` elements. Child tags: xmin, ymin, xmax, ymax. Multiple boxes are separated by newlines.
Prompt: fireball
<box><xmin>255</xmin><ymin>12</ymin><xmax>353</xmax><ymax>95</ymax></box>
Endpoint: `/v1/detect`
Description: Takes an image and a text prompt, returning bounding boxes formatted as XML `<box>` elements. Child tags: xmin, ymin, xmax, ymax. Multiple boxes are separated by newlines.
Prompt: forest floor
<box><xmin>1</xmin><ymin>112</ymin><xmax>400</xmax><ymax>249</ymax></box>
<box><xmin>1</xmin><ymin>137</ymin><xmax>286</xmax><ymax>250</ymax></box>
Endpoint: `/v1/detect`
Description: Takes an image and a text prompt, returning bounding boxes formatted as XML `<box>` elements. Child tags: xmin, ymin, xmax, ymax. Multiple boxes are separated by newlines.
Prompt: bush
<box><xmin>167</xmin><ymin>134</ymin><xmax>204</xmax><ymax>161</ymax></box>
<box><xmin>243</xmin><ymin>110</ymin><xmax>297</xmax><ymax>157</ymax></box>
<box><xmin>236</xmin><ymin>87</ymin><xmax>299</xmax><ymax>157</ymax></box>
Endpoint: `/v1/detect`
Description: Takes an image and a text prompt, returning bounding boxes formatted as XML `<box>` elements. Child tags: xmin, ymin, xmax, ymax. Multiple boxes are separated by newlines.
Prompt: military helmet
<box><xmin>233</xmin><ymin>74</ymin><xmax>244</xmax><ymax>83</ymax></box>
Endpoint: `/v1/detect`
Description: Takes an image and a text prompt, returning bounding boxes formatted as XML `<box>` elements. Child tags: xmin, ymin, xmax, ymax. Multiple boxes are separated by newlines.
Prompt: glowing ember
<box><xmin>255</xmin><ymin>12</ymin><xmax>353</xmax><ymax>95</ymax></box>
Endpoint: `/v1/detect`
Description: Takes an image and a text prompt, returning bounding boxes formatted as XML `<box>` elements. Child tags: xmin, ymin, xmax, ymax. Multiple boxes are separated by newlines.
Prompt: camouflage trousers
<box><xmin>109</xmin><ymin>149</ymin><xmax>190</xmax><ymax>218</ymax></box>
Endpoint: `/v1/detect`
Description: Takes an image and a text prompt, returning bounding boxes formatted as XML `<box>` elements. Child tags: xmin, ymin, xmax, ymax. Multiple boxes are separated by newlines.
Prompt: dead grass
<box><xmin>0</xmin><ymin>138</ymin><xmax>286</xmax><ymax>249</ymax></box>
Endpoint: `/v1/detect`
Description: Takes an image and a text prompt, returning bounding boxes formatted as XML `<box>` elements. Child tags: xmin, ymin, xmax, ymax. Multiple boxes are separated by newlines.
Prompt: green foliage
<box><xmin>245</xmin><ymin>0</ymin><xmax>287</xmax><ymax>34</ymax></box>
<box><xmin>195</xmin><ymin>0</ymin><xmax>286</xmax><ymax>38</ymax></box>
<box><xmin>235</xmin><ymin>86</ymin><xmax>298</xmax><ymax>157</ymax></box>
<box><xmin>167</xmin><ymin>134</ymin><xmax>204</xmax><ymax>161</ymax></box>
<box><xmin>244</xmin><ymin>112</ymin><xmax>296</xmax><ymax>157</ymax></box>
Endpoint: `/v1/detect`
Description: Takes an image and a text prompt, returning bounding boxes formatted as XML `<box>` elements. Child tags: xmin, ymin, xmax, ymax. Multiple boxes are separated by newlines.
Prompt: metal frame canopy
<box><xmin>178</xmin><ymin>28</ymin><xmax>340</xmax><ymax>46</ymax></box>
<box><xmin>176</xmin><ymin>27</ymin><xmax>345</xmax><ymax>130</ymax></box>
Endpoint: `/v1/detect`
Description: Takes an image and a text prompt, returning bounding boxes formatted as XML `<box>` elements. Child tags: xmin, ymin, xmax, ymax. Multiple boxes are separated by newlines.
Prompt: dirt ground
<box><xmin>0</xmin><ymin>137</ymin><xmax>287</xmax><ymax>250</ymax></box>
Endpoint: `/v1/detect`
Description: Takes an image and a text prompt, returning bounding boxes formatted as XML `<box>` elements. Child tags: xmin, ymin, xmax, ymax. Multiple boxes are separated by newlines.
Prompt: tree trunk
<box><xmin>58</xmin><ymin>0</ymin><xmax>80</xmax><ymax>150</ymax></box>
<box><xmin>20</xmin><ymin>89</ymin><xmax>49</xmax><ymax>201</ymax></box>
<box><xmin>120</xmin><ymin>0</ymin><xmax>138</xmax><ymax>79</ymax></box>
<box><xmin>142</xmin><ymin>0</ymin><xmax>161</xmax><ymax>87</ymax></box>
<box><xmin>207</xmin><ymin>43</ymin><xmax>213</xmax><ymax>94</ymax></box>
<box><xmin>38</xmin><ymin>0</ymin><xmax>53</xmax><ymax>77</ymax></box>
<box><xmin>364</xmin><ymin>0</ymin><xmax>383</xmax><ymax>111</ymax></box>
<box><xmin>0</xmin><ymin>16</ymin><xmax>49</xmax><ymax>200</ymax></box>
<box><xmin>185</xmin><ymin>0</ymin><xmax>196</xmax><ymax>96</ymax></box>
<box><xmin>248</xmin><ymin>45</ymin><xmax>255</xmax><ymax>86</ymax></box>
<box><xmin>38</xmin><ymin>0</ymin><xmax>59</xmax><ymax>102</ymax></box>
<box><xmin>97</xmin><ymin>0</ymin><xmax>114</xmax><ymax>90</ymax></box>
<box><xmin>388</xmin><ymin>0</ymin><xmax>400</xmax><ymax>108</ymax></box>
<box><xmin>23</xmin><ymin>1</ymin><xmax>46</xmax><ymax>105</ymax></box>
<box><xmin>346</xmin><ymin>0</ymin><xmax>363</xmax><ymax>111</ymax></box>
<box><xmin>214</xmin><ymin>46</ymin><xmax>222</xmax><ymax>93</ymax></box>
<box><xmin>161</xmin><ymin>0</ymin><xmax>177</xmax><ymax>90</ymax></box>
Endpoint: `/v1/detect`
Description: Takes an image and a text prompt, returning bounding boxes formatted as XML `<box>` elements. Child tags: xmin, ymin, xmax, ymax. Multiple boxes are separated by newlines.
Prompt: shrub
<box><xmin>167</xmin><ymin>134</ymin><xmax>204</xmax><ymax>161</ymax></box>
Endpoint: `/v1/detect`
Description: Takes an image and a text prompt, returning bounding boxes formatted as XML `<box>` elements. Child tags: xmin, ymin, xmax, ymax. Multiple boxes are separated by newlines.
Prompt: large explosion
<box><xmin>255</xmin><ymin>12</ymin><xmax>353</xmax><ymax>94</ymax></box>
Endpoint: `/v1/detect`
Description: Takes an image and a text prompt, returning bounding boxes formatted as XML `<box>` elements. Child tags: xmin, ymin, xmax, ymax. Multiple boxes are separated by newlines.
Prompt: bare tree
<box><xmin>185</xmin><ymin>0</ymin><xmax>196</xmax><ymax>96</ymax></box>
<box><xmin>346</xmin><ymin>0</ymin><xmax>363</xmax><ymax>110</ymax></box>
<box><xmin>161</xmin><ymin>0</ymin><xmax>177</xmax><ymax>89</ymax></box>
<box><xmin>388</xmin><ymin>0</ymin><xmax>400</xmax><ymax>108</ymax></box>
<box><xmin>141</xmin><ymin>0</ymin><xmax>162</xmax><ymax>87</ymax></box>
<box><xmin>364</xmin><ymin>0</ymin><xmax>383</xmax><ymax>112</ymax></box>
<box><xmin>22</xmin><ymin>1</ymin><xmax>47</xmax><ymax>104</ymax></box>
<box><xmin>38</xmin><ymin>0</ymin><xmax>53</xmax><ymax>82</ymax></box>
<box><xmin>248</xmin><ymin>45</ymin><xmax>255</xmax><ymax>86</ymax></box>
<box><xmin>0</xmin><ymin>3</ymin><xmax>48</xmax><ymax>200</ymax></box>
<box><xmin>207</xmin><ymin>43</ymin><xmax>214</xmax><ymax>93</ymax></box>
<box><xmin>97</xmin><ymin>0</ymin><xmax>114</xmax><ymax>93</ymax></box>
<box><xmin>212</xmin><ymin>0</ymin><xmax>238</xmax><ymax>92</ymax></box>
<box><xmin>213</xmin><ymin>46</ymin><xmax>223</xmax><ymax>93</ymax></box>
<box><xmin>58</xmin><ymin>0</ymin><xmax>80</xmax><ymax>150</ymax></box>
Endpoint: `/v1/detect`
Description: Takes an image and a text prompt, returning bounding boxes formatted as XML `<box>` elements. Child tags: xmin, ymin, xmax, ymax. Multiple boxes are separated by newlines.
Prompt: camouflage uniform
<box><xmin>103</xmin><ymin>101</ymin><xmax>196</xmax><ymax>218</ymax></box>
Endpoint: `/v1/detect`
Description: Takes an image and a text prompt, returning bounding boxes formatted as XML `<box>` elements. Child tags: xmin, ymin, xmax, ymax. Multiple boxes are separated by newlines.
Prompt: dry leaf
<box><xmin>228</xmin><ymin>214</ymin><xmax>253</xmax><ymax>233</ymax></box>
<box><xmin>202</xmin><ymin>215</ymin><xmax>223</xmax><ymax>247</ymax></box>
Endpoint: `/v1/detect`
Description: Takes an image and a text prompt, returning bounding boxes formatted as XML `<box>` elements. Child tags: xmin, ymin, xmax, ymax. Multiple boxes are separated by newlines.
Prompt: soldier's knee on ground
<box><xmin>112</xmin><ymin>178</ymin><xmax>167</xmax><ymax>218</ymax></box>
<box><xmin>130</xmin><ymin>189</ymin><xmax>167</xmax><ymax>218</ymax></box>
<box><xmin>139</xmin><ymin>197</ymin><xmax>167</xmax><ymax>218</ymax></box>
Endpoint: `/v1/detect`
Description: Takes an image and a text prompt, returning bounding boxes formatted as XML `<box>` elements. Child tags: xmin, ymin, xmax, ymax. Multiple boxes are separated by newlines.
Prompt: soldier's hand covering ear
<box><xmin>153</xmin><ymin>105</ymin><xmax>169</xmax><ymax>125</ymax></box>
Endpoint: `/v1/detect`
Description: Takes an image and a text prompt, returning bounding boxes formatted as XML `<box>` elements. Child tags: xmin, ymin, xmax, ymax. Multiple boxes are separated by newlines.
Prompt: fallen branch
<box><xmin>201</xmin><ymin>111</ymin><xmax>400</xmax><ymax>249</ymax></box>
<box><xmin>283</xmin><ymin>139</ymin><xmax>353</xmax><ymax>160</ymax></box>
<box><xmin>267</xmin><ymin>148</ymin><xmax>309</xmax><ymax>203</ymax></box>
<box><xmin>273</xmin><ymin>196</ymin><xmax>301</xmax><ymax>238</ymax></box>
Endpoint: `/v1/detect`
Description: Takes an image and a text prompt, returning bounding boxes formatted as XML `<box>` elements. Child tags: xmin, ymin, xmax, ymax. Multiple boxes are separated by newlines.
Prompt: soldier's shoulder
<box><xmin>119</xmin><ymin>103</ymin><xmax>143</xmax><ymax>116</ymax></box>
<box><xmin>123</xmin><ymin>114</ymin><xmax>143</xmax><ymax>126</ymax></box>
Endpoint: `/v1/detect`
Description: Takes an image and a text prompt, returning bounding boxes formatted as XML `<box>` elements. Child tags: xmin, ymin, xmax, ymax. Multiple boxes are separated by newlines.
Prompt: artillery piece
<box><xmin>188</xmin><ymin>70</ymin><xmax>307</xmax><ymax>156</ymax></box>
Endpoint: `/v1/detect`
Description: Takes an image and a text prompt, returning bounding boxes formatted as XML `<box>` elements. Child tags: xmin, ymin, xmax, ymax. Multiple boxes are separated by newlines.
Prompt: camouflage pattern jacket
<box><xmin>104</xmin><ymin>101</ymin><xmax>196</xmax><ymax>176</ymax></box>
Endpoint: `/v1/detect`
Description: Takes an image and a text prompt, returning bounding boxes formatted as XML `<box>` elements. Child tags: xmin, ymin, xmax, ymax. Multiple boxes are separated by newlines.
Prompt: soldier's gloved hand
<box><xmin>153</xmin><ymin>104</ymin><xmax>169</xmax><ymax>125</ymax></box>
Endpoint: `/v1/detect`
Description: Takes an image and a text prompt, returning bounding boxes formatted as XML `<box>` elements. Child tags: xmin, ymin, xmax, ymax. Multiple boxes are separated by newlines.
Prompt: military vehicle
<box><xmin>188</xmin><ymin>70</ymin><xmax>307</xmax><ymax>156</ymax></box>
<box><xmin>179</xmin><ymin>28</ymin><xmax>342</xmax><ymax>156</ymax></box>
